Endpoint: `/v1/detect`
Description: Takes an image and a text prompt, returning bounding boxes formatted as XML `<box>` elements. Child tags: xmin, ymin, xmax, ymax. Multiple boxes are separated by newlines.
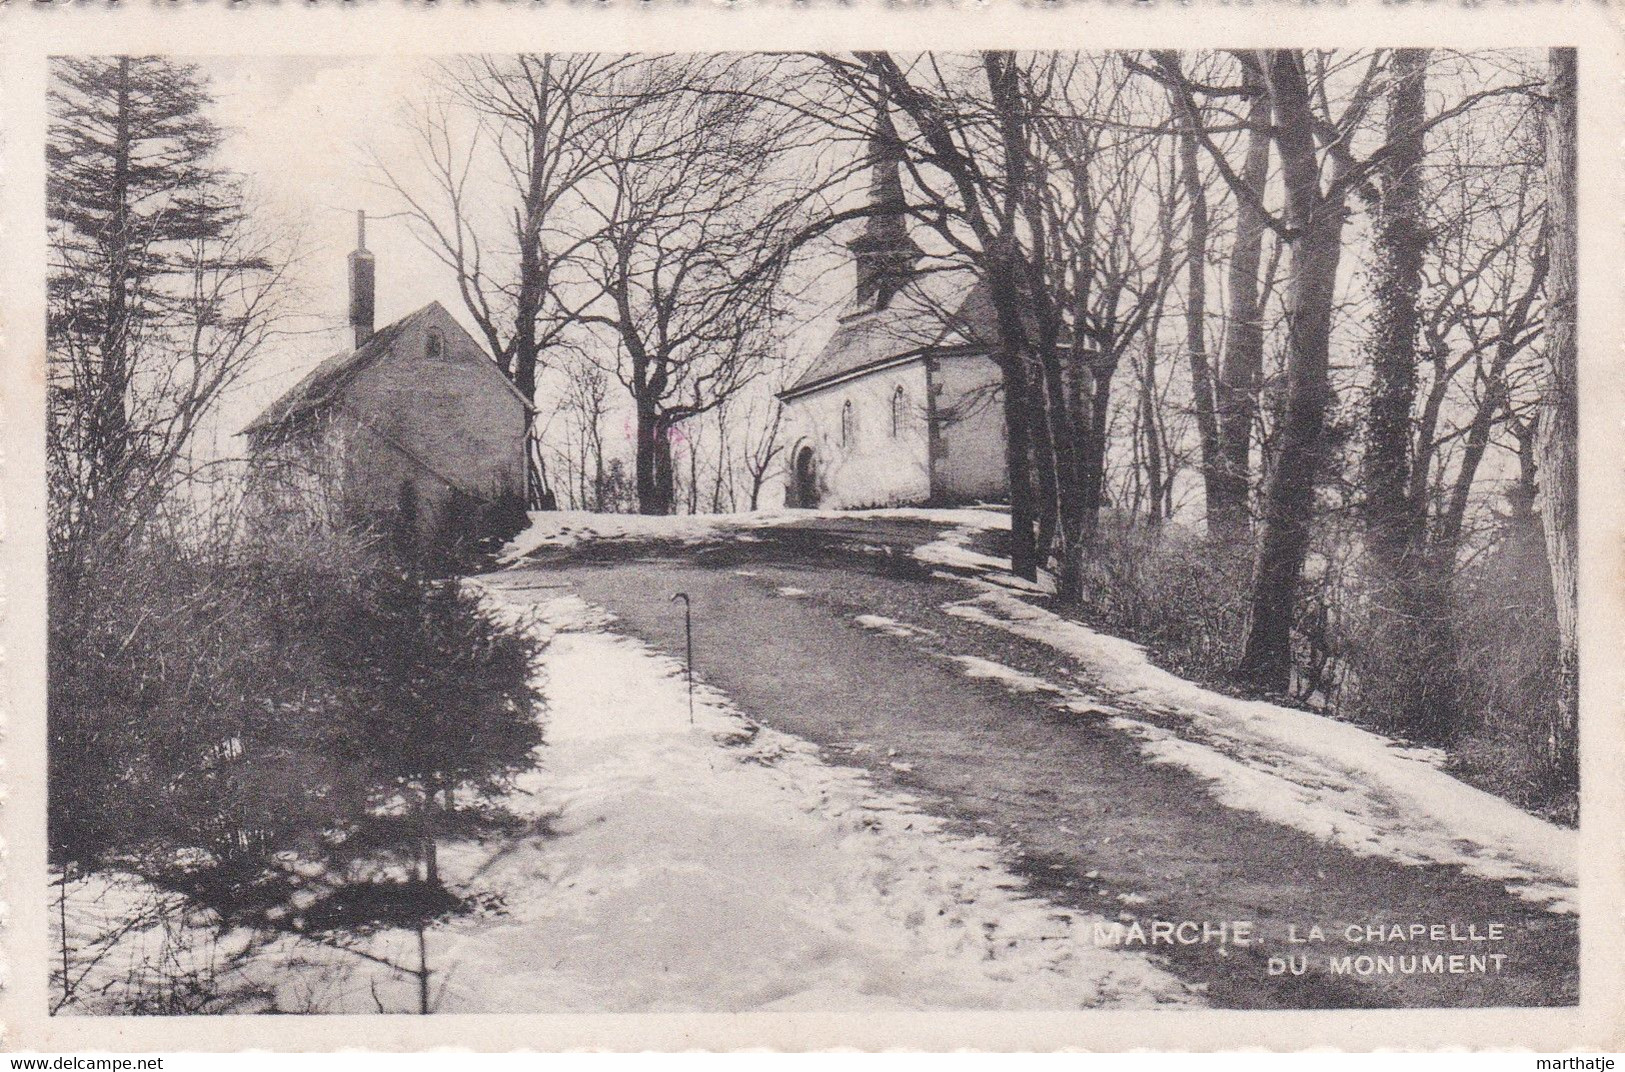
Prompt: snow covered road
<box><xmin>457</xmin><ymin>587</ymin><xmax>1197</xmax><ymax>1012</ymax></box>
<box><xmin>499</xmin><ymin>512</ymin><xmax>1578</xmax><ymax>1008</ymax></box>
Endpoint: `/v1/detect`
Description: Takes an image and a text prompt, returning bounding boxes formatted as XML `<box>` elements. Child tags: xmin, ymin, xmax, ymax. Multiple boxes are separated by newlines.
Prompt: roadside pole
<box><xmin>671</xmin><ymin>592</ymin><xmax>694</xmax><ymax>725</ymax></box>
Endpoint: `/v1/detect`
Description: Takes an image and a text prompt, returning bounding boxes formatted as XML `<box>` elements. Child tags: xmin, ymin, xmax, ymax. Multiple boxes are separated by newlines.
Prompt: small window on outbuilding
<box><xmin>425</xmin><ymin>329</ymin><xmax>446</xmax><ymax>360</ymax></box>
<box><xmin>841</xmin><ymin>399</ymin><xmax>855</xmax><ymax>447</ymax></box>
<box><xmin>891</xmin><ymin>385</ymin><xmax>906</xmax><ymax>438</ymax></box>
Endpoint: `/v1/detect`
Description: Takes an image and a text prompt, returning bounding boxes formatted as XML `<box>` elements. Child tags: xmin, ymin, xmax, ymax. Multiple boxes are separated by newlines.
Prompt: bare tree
<box><xmin>1152</xmin><ymin>49</ymin><xmax>1538</xmax><ymax>690</ymax></box>
<box><xmin>1212</xmin><ymin>57</ymin><xmax>1275</xmax><ymax>538</ymax></box>
<box><xmin>826</xmin><ymin>52</ymin><xmax>1176</xmax><ymax>589</ymax></box>
<box><xmin>1156</xmin><ymin>53</ymin><xmax>1223</xmax><ymax>525</ymax></box>
<box><xmin>1230</xmin><ymin>50</ymin><xmax>1374</xmax><ymax>690</ymax></box>
<box><xmin>557</xmin><ymin>352</ymin><xmax>612</xmax><ymax>510</ymax></box>
<box><xmin>1028</xmin><ymin>55</ymin><xmax>1182</xmax><ymax>587</ymax></box>
<box><xmin>739</xmin><ymin>396</ymin><xmax>787</xmax><ymax>511</ymax></box>
<box><xmin>380</xmin><ymin>55</ymin><xmax>638</xmax><ymax>505</ymax></box>
<box><xmin>1373</xmin><ymin>61</ymin><xmax>1551</xmax><ymax>583</ymax></box>
<box><xmin>571</xmin><ymin>58</ymin><xmax>812</xmax><ymax>515</ymax></box>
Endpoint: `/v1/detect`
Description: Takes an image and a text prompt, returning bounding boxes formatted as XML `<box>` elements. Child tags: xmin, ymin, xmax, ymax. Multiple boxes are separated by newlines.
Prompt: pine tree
<box><xmin>47</xmin><ymin>56</ymin><xmax>290</xmax><ymax>873</ymax></box>
<box><xmin>47</xmin><ymin>56</ymin><xmax>267</xmax><ymax>574</ymax></box>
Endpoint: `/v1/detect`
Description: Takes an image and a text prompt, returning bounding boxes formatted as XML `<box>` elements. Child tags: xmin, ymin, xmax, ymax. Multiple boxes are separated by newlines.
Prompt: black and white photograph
<box><xmin>6</xmin><ymin>8</ymin><xmax>1620</xmax><ymax>1050</ymax></box>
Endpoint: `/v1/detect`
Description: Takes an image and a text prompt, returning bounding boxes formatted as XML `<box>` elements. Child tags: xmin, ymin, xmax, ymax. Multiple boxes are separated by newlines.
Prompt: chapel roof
<box><xmin>241</xmin><ymin>302</ymin><xmax>530</xmax><ymax>438</ymax></box>
<box><xmin>780</xmin><ymin>272</ymin><xmax>999</xmax><ymax>401</ymax></box>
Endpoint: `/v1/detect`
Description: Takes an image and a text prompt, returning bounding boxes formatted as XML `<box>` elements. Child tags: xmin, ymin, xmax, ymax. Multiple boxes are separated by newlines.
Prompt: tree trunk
<box><xmin>1139</xmin><ymin>342</ymin><xmax>1164</xmax><ymax>527</ymax></box>
<box><xmin>635</xmin><ymin>408</ymin><xmax>675</xmax><ymax>515</ymax></box>
<box><xmin>92</xmin><ymin>58</ymin><xmax>135</xmax><ymax>527</ymax></box>
<box><xmin>420</xmin><ymin>787</ymin><xmax>441</xmax><ymax>888</ymax></box>
<box><xmin>1212</xmin><ymin>67</ymin><xmax>1272</xmax><ymax>539</ymax></box>
<box><xmin>1236</xmin><ymin>51</ymin><xmax>1348</xmax><ymax>692</ymax></box>
<box><xmin>508</xmin><ymin>117</ymin><xmax>551</xmax><ymax>404</ymax></box>
<box><xmin>1080</xmin><ymin>363</ymin><xmax>1115</xmax><ymax>540</ymax></box>
<box><xmin>1173</xmin><ymin>80</ymin><xmax>1223</xmax><ymax>526</ymax></box>
<box><xmin>1536</xmin><ymin>46</ymin><xmax>1579</xmax><ymax>786</ymax></box>
<box><xmin>1000</xmin><ymin>352</ymin><xmax>1040</xmax><ymax>581</ymax></box>
<box><xmin>1034</xmin><ymin>406</ymin><xmax>1060</xmax><ymax>572</ymax></box>
<box><xmin>1362</xmin><ymin>49</ymin><xmax>1454</xmax><ymax>739</ymax></box>
<box><xmin>687</xmin><ymin>424</ymin><xmax>700</xmax><ymax>515</ymax></box>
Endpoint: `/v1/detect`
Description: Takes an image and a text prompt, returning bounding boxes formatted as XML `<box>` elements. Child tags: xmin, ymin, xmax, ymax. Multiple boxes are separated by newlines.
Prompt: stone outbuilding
<box><xmin>243</xmin><ymin>216</ymin><xmax>532</xmax><ymax>546</ymax></box>
<box><xmin>778</xmin><ymin>115</ymin><xmax>1008</xmax><ymax>510</ymax></box>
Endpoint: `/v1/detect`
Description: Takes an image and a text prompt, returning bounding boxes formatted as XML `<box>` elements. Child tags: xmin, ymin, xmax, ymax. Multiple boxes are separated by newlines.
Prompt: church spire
<box><xmin>848</xmin><ymin>101</ymin><xmax>921</xmax><ymax>312</ymax></box>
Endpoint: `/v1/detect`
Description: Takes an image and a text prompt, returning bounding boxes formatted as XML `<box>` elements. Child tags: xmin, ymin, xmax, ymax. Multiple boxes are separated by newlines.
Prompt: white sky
<box><xmin>194</xmin><ymin>55</ymin><xmax>463</xmax><ymax>460</ymax></box>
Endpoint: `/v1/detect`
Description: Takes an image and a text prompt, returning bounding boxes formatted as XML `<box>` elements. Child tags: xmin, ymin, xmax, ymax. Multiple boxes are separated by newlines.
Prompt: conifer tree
<box><xmin>47</xmin><ymin>56</ymin><xmax>282</xmax><ymax>577</ymax></box>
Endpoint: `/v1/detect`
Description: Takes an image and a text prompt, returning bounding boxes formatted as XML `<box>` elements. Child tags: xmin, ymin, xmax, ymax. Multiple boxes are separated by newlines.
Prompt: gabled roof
<box><xmin>241</xmin><ymin>302</ymin><xmax>531</xmax><ymax>437</ymax></box>
<box><xmin>780</xmin><ymin>271</ymin><xmax>999</xmax><ymax>401</ymax></box>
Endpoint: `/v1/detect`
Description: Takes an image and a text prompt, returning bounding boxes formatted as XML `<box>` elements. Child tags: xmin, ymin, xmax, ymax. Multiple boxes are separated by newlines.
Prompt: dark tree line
<box><xmin>810</xmin><ymin>49</ymin><xmax>1575</xmax><ymax>789</ymax></box>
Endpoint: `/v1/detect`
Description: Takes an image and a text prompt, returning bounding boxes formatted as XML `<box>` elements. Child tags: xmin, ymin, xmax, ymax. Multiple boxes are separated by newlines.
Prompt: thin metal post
<box><xmin>671</xmin><ymin>592</ymin><xmax>693</xmax><ymax>725</ymax></box>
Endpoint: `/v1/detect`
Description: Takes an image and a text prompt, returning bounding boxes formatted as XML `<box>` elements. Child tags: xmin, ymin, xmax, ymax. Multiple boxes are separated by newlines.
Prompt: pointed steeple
<box><xmin>848</xmin><ymin>102</ymin><xmax>921</xmax><ymax>312</ymax></box>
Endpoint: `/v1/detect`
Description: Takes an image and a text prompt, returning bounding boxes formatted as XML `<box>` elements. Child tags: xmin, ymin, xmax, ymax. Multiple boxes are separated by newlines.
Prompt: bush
<box><xmin>1446</xmin><ymin>529</ymin><xmax>1569</xmax><ymax>820</ymax></box>
<box><xmin>1067</xmin><ymin>519</ymin><xmax>1254</xmax><ymax>685</ymax></box>
<box><xmin>1053</xmin><ymin>514</ymin><xmax>1572</xmax><ymax>822</ymax></box>
<box><xmin>48</xmin><ymin>508</ymin><xmax>546</xmax><ymax>899</ymax></box>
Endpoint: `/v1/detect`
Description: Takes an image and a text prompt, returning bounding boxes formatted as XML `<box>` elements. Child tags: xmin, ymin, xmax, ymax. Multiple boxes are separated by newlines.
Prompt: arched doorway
<box><xmin>792</xmin><ymin>444</ymin><xmax>818</xmax><ymax>508</ymax></box>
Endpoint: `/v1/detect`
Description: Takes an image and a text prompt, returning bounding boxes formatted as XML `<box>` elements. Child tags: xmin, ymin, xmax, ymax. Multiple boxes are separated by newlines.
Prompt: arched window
<box><xmin>425</xmin><ymin>329</ymin><xmax>446</xmax><ymax>360</ymax></box>
<box><xmin>891</xmin><ymin>385</ymin><xmax>906</xmax><ymax>437</ymax></box>
<box><xmin>841</xmin><ymin>399</ymin><xmax>855</xmax><ymax>447</ymax></box>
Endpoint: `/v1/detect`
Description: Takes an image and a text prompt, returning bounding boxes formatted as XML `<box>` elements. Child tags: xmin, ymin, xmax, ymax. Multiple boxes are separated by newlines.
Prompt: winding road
<box><xmin>485</xmin><ymin>515</ymin><xmax>1578</xmax><ymax>1009</ymax></box>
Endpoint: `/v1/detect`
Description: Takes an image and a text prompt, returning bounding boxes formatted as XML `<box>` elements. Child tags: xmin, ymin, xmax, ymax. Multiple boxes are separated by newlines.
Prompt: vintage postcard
<box><xmin>1</xmin><ymin>1</ymin><xmax>1621</xmax><ymax>1053</ymax></box>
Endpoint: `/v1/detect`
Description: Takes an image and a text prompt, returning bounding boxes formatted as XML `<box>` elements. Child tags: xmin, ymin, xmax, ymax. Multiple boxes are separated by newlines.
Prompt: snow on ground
<box><xmin>503</xmin><ymin>508</ymin><xmax>1577</xmax><ymax>919</ymax></box>
<box><xmin>841</xmin><ymin>505</ymin><xmax>1012</xmax><ymax>530</ymax></box>
<box><xmin>56</xmin><ymin>582</ymin><xmax>1197</xmax><ymax>1015</ymax></box>
<box><xmin>885</xmin><ymin>518</ymin><xmax>1578</xmax><ymax>914</ymax></box>
<box><xmin>938</xmin><ymin>587</ymin><xmax>1577</xmax><ymax>915</ymax></box>
<box><xmin>499</xmin><ymin>505</ymin><xmax>1012</xmax><ymax>563</ymax></box>
<box><xmin>913</xmin><ymin>528</ymin><xmax>1055</xmax><ymax>595</ymax></box>
<box><xmin>499</xmin><ymin>510</ymin><xmax>752</xmax><ymax>560</ymax></box>
<box><xmin>438</xmin><ymin>587</ymin><xmax>1197</xmax><ymax>1012</ymax></box>
<box><xmin>854</xmin><ymin>613</ymin><xmax>931</xmax><ymax>639</ymax></box>
<box><xmin>948</xmin><ymin>654</ymin><xmax>1120</xmax><ymax>718</ymax></box>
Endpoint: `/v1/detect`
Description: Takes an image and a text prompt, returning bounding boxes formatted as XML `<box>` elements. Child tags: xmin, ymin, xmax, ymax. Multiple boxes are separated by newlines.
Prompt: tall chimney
<box><xmin>348</xmin><ymin>209</ymin><xmax>376</xmax><ymax>349</ymax></box>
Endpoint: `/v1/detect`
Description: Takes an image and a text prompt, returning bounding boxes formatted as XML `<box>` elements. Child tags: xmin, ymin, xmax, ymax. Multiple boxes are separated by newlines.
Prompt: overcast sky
<box><xmin>189</xmin><ymin>56</ymin><xmax>460</xmax><ymax>456</ymax></box>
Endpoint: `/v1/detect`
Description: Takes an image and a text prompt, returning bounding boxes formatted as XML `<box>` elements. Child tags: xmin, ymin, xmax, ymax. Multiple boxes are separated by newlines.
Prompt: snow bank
<box><xmin>912</xmin><ymin>526</ymin><xmax>1055</xmax><ymax>594</ymax></box>
<box><xmin>499</xmin><ymin>510</ymin><xmax>758</xmax><ymax>561</ymax></box>
<box><xmin>842</xmin><ymin>505</ymin><xmax>1011</xmax><ymax>530</ymax></box>
<box><xmin>948</xmin><ymin>655</ymin><xmax>1121</xmax><ymax>718</ymax></box>
<box><xmin>943</xmin><ymin>588</ymin><xmax>1577</xmax><ymax>914</ymax></box>
<box><xmin>499</xmin><ymin>506</ymin><xmax>1012</xmax><ymax>563</ymax></box>
<box><xmin>913</xmin><ymin>530</ymin><xmax>1008</xmax><ymax>574</ymax></box>
<box><xmin>854</xmin><ymin>613</ymin><xmax>930</xmax><ymax>639</ymax></box>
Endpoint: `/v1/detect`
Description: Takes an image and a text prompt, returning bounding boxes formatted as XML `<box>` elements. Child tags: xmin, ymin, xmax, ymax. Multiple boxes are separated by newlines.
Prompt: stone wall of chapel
<box><xmin>782</xmin><ymin>360</ymin><xmax>932</xmax><ymax>509</ymax></box>
<box><xmin>928</xmin><ymin>353</ymin><xmax>1006</xmax><ymax>504</ymax></box>
<box><xmin>338</xmin><ymin>309</ymin><xmax>528</xmax><ymax>535</ymax></box>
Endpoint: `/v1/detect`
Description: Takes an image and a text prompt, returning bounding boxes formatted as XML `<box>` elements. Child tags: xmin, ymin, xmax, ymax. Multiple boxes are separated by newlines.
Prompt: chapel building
<box><xmin>242</xmin><ymin>214</ymin><xmax>532</xmax><ymax>546</ymax></box>
<box><xmin>778</xmin><ymin>113</ymin><xmax>1009</xmax><ymax>510</ymax></box>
